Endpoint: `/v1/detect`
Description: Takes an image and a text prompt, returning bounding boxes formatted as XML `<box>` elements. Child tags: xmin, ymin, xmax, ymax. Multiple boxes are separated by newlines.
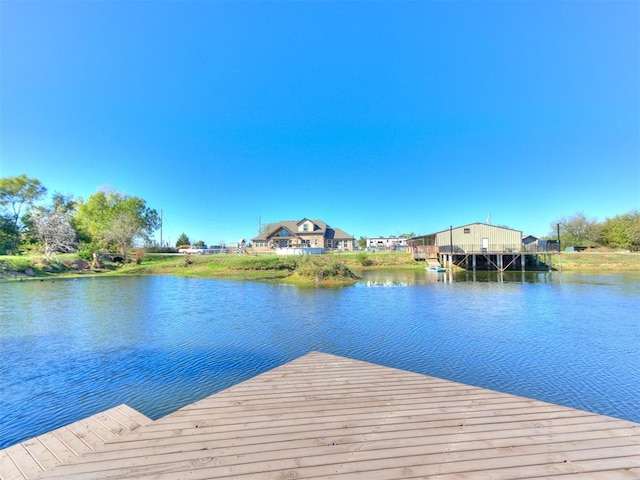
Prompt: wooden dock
<box><xmin>0</xmin><ymin>404</ymin><xmax>152</xmax><ymax>480</ymax></box>
<box><xmin>1</xmin><ymin>352</ymin><xmax>638</xmax><ymax>479</ymax></box>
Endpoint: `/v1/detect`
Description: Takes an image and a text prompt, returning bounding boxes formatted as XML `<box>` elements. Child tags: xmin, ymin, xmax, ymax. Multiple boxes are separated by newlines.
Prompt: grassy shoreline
<box><xmin>1</xmin><ymin>251</ymin><xmax>638</xmax><ymax>285</ymax></box>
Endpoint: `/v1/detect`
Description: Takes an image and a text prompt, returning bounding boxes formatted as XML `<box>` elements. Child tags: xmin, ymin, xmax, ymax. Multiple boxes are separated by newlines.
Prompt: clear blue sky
<box><xmin>1</xmin><ymin>0</ymin><xmax>638</xmax><ymax>246</ymax></box>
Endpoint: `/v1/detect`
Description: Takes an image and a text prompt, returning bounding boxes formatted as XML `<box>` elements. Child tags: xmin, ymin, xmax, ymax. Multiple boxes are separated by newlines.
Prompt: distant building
<box><xmin>408</xmin><ymin>223</ymin><xmax>522</xmax><ymax>254</ymax></box>
<box><xmin>365</xmin><ymin>237</ymin><xmax>407</xmax><ymax>251</ymax></box>
<box><xmin>408</xmin><ymin>223</ymin><xmax>558</xmax><ymax>271</ymax></box>
<box><xmin>252</xmin><ymin>218</ymin><xmax>355</xmax><ymax>253</ymax></box>
<box><xmin>523</xmin><ymin>235</ymin><xmax>560</xmax><ymax>253</ymax></box>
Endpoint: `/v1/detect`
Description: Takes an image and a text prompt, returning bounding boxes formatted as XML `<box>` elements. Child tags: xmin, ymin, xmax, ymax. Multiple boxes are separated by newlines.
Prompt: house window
<box><xmin>314</xmin><ymin>239</ymin><xmax>318</xmax><ymax>245</ymax></box>
<box><xmin>303</xmin><ymin>223</ymin><xmax>308</xmax><ymax>232</ymax></box>
<box><xmin>464</xmin><ymin>228</ymin><xmax>470</xmax><ymax>234</ymax></box>
<box><xmin>278</xmin><ymin>229</ymin><xmax>288</xmax><ymax>237</ymax></box>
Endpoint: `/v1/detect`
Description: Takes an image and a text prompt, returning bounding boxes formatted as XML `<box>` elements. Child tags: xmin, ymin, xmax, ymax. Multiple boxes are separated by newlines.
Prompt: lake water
<box><xmin>1</xmin><ymin>270</ymin><xmax>639</xmax><ymax>448</ymax></box>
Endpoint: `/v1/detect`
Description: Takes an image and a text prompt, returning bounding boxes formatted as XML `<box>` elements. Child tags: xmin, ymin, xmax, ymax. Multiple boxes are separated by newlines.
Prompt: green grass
<box><xmin>330</xmin><ymin>251</ymin><xmax>420</xmax><ymax>270</ymax></box>
<box><xmin>116</xmin><ymin>253</ymin><xmax>355</xmax><ymax>285</ymax></box>
<box><xmin>3</xmin><ymin>251</ymin><xmax>637</xmax><ymax>283</ymax></box>
<box><xmin>551</xmin><ymin>252</ymin><xmax>640</xmax><ymax>271</ymax></box>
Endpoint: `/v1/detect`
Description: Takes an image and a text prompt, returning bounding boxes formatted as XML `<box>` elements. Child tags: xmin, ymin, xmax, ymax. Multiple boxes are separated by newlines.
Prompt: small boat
<box><xmin>427</xmin><ymin>265</ymin><xmax>446</xmax><ymax>272</ymax></box>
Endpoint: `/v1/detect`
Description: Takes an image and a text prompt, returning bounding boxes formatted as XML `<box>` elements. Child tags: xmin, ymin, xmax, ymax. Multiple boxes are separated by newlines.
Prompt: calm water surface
<box><xmin>1</xmin><ymin>270</ymin><xmax>639</xmax><ymax>448</ymax></box>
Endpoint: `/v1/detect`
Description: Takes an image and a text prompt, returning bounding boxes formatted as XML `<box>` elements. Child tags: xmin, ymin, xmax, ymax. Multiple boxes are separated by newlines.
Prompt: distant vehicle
<box><xmin>178</xmin><ymin>246</ymin><xmax>207</xmax><ymax>254</ymax></box>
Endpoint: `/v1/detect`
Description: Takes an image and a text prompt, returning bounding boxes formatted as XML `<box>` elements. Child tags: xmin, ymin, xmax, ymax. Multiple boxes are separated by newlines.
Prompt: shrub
<box><xmin>77</xmin><ymin>242</ymin><xmax>99</xmax><ymax>261</ymax></box>
<box><xmin>355</xmin><ymin>252</ymin><xmax>373</xmax><ymax>266</ymax></box>
<box><xmin>294</xmin><ymin>256</ymin><xmax>358</xmax><ymax>281</ymax></box>
<box><xmin>9</xmin><ymin>256</ymin><xmax>33</xmax><ymax>273</ymax></box>
<box><xmin>238</xmin><ymin>256</ymin><xmax>297</xmax><ymax>271</ymax></box>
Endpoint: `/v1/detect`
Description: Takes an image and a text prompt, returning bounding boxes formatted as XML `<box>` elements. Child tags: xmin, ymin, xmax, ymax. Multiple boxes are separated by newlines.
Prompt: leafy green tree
<box><xmin>74</xmin><ymin>189</ymin><xmax>159</xmax><ymax>258</ymax></box>
<box><xmin>176</xmin><ymin>233</ymin><xmax>190</xmax><ymax>247</ymax></box>
<box><xmin>0</xmin><ymin>175</ymin><xmax>47</xmax><ymax>252</ymax></box>
<box><xmin>50</xmin><ymin>192</ymin><xmax>77</xmax><ymax>215</ymax></box>
<box><xmin>194</xmin><ymin>240</ymin><xmax>206</xmax><ymax>247</ymax></box>
<box><xmin>0</xmin><ymin>214</ymin><xmax>19</xmax><ymax>254</ymax></box>
<box><xmin>551</xmin><ymin>212</ymin><xmax>601</xmax><ymax>248</ymax></box>
<box><xmin>600</xmin><ymin>210</ymin><xmax>640</xmax><ymax>250</ymax></box>
<box><xmin>357</xmin><ymin>236</ymin><xmax>367</xmax><ymax>249</ymax></box>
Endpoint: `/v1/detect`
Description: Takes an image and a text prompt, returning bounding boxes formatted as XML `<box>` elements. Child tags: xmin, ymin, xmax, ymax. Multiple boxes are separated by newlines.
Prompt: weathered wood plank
<box><xmin>39</xmin><ymin>443</ymin><xmax>640</xmax><ymax>479</ymax></box>
<box><xmin>48</xmin><ymin>427</ymin><xmax>94</xmax><ymax>456</ymax></box>
<box><xmin>18</xmin><ymin>438</ymin><xmax>58</xmax><ymax>472</ymax></box>
<box><xmin>107</xmin><ymin>406</ymin><xmax>612</xmax><ymax>445</ymax></box>
<box><xmin>35</xmin><ymin>433</ymin><xmax>74</xmax><ymax>464</ymax></box>
<box><xmin>106</xmin><ymin>405</ymin><xmax>152</xmax><ymax>430</ymax></box>
<box><xmin>0</xmin><ymin>405</ymin><xmax>149</xmax><ymax>480</ymax></box>
<box><xmin>2</xmin><ymin>444</ymin><xmax>42</xmax><ymax>478</ymax></box>
<box><xmin>54</xmin><ymin>420</ymin><xmax>640</xmax><ymax>466</ymax></box>
<box><xmin>0</xmin><ymin>448</ymin><xmax>24</xmax><ymax>480</ymax></box>
<box><xmin>11</xmin><ymin>353</ymin><xmax>640</xmax><ymax>480</ymax></box>
<box><xmin>38</xmin><ymin>427</ymin><xmax>640</xmax><ymax>477</ymax></box>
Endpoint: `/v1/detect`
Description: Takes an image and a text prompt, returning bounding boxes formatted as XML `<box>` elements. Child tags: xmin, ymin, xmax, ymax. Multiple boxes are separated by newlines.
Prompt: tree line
<box><xmin>2</xmin><ymin>174</ymin><xmax>638</xmax><ymax>260</ymax></box>
<box><xmin>550</xmin><ymin>211</ymin><xmax>640</xmax><ymax>251</ymax></box>
<box><xmin>0</xmin><ymin>174</ymin><xmax>159</xmax><ymax>261</ymax></box>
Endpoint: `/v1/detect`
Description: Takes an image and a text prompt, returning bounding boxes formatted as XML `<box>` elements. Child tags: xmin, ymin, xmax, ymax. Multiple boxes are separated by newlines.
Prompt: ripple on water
<box><xmin>1</xmin><ymin>273</ymin><xmax>639</xmax><ymax>448</ymax></box>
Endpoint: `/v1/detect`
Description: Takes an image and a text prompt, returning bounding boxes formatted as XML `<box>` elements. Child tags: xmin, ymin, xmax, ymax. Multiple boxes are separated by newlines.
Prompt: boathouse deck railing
<box><xmin>413</xmin><ymin>244</ymin><xmax>560</xmax><ymax>258</ymax></box>
<box><xmin>440</xmin><ymin>244</ymin><xmax>524</xmax><ymax>254</ymax></box>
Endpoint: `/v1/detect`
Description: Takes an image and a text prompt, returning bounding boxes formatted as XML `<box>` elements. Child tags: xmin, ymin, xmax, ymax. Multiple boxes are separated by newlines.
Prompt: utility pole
<box><xmin>557</xmin><ymin>223</ymin><xmax>562</xmax><ymax>273</ymax></box>
<box><xmin>160</xmin><ymin>209</ymin><xmax>163</xmax><ymax>247</ymax></box>
<box><xmin>449</xmin><ymin>225</ymin><xmax>453</xmax><ymax>270</ymax></box>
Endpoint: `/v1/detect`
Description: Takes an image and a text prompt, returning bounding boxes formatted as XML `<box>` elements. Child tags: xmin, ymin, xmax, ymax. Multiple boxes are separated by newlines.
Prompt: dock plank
<box><xmin>0</xmin><ymin>405</ymin><xmax>151</xmax><ymax>480</ymax></box>
<box><xmin>0</xmin><ymin>448</ymin><xmax>26</xmax><ymax>480</ymax></box>
<box><xmin>30</xmin><ymin>352</ymin><xmax>639</xmax><ymax>479</ymax></box>
<box><xmin>2</xmin><ymin>444</ymin><xmax>42</xmax><ymax>478</ymax></box>
<box><xmin>17</xmin><ymin>439</ymin><xmax>58</xmax><ymax>472</ymax></box>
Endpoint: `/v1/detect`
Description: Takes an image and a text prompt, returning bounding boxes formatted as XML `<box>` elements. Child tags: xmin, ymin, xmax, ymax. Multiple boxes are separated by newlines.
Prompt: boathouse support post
<box><xmin>472</xmin><ymin>254</ymin><xmax>476</xmax><ymax>271</ymax></box>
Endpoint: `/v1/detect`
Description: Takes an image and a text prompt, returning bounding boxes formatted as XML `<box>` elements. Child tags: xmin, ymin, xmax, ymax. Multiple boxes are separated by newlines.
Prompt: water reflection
<box><xmin>1</xmin><ymin>272</ymin><xmax>639</xmax><ymax>449</ymax></box>
<box><xmin>357</xmin><ymin>269</ymin><xmax>559</xmax><ymax>286</ymax></box>
<box><xmin>358</xmin><ymin>269</ymin><xmax>640</xmax><ymax>286</ymax></box>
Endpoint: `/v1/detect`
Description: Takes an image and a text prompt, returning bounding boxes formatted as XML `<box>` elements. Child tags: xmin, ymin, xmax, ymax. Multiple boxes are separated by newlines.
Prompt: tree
<box><xmin>0</xmin><ymin>175</ymin><xmax>47</xmax><ymax>252</ymax></box>
<box><xmin>600</xmin><ymin>210</ymin><xmax>640</xmax><ymax>251</ymax></box>
<box><xmin>25</xmin><ymin>192</ymin><xmax>78</xmax><ymax>259</ymax></box>
<box><xmin>33</xmin><ymin>211</ymin><xmax>77</xmax><ymax>261</ymax></box>
<box><xmin>103</xmin><ymin>211</ymin><xmax>144</xmax><ymax>258</ymax></box>
<box><xmin>551</xmin><ymin>212</ymin><xmax>601</xmax><ymax>248</ymax></box>
<box><xmin>75</xmin><ymin>189</ymin><xmax>160</xmax><ymax>258</ymax></box>
<box><xmin>0</xmin><ymin>214</ymin><xmax>19</xmax><ymax>254</ymax></box>
<box><xmin>194</xmin><ymin>240</ymin><xmax>206</xmax><ymax>247</ymax></box>
<box><xmin>50</xmin><ymin>192</ymin><xmax>77</xmax><ymax>215</ymax></box>
<box><xmin>176</xmin><ymin>233</ymin><xmax>190</xmax><ymax>247</ymax></box>
<box><xmin>357</xmin><ymin>236</ymin><xmax>367</xmax><ymax>249</ymax></box>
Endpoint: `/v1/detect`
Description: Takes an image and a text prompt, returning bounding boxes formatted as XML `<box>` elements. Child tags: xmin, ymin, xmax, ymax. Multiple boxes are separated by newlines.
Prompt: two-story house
<box><xmin>252</xmin><ymin>219</ymin><xmax>355</xmax><ymax>253</ymax></box>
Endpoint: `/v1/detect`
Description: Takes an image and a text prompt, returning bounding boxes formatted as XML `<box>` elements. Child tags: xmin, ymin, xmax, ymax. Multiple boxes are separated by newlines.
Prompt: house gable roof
<box><xmin>253</xmin><ymin>221</ymin><xmax>298</xmax><ymax>241</ymax></box>
<box><xmin>251</xmin><ymin>219</ymin><xmax>353</xmax><ymax>242</ymax></box>
<box><xmin>431</xmin><ymin>222</ymin><xmax>522</xmax><ymax>236</ymax></box>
